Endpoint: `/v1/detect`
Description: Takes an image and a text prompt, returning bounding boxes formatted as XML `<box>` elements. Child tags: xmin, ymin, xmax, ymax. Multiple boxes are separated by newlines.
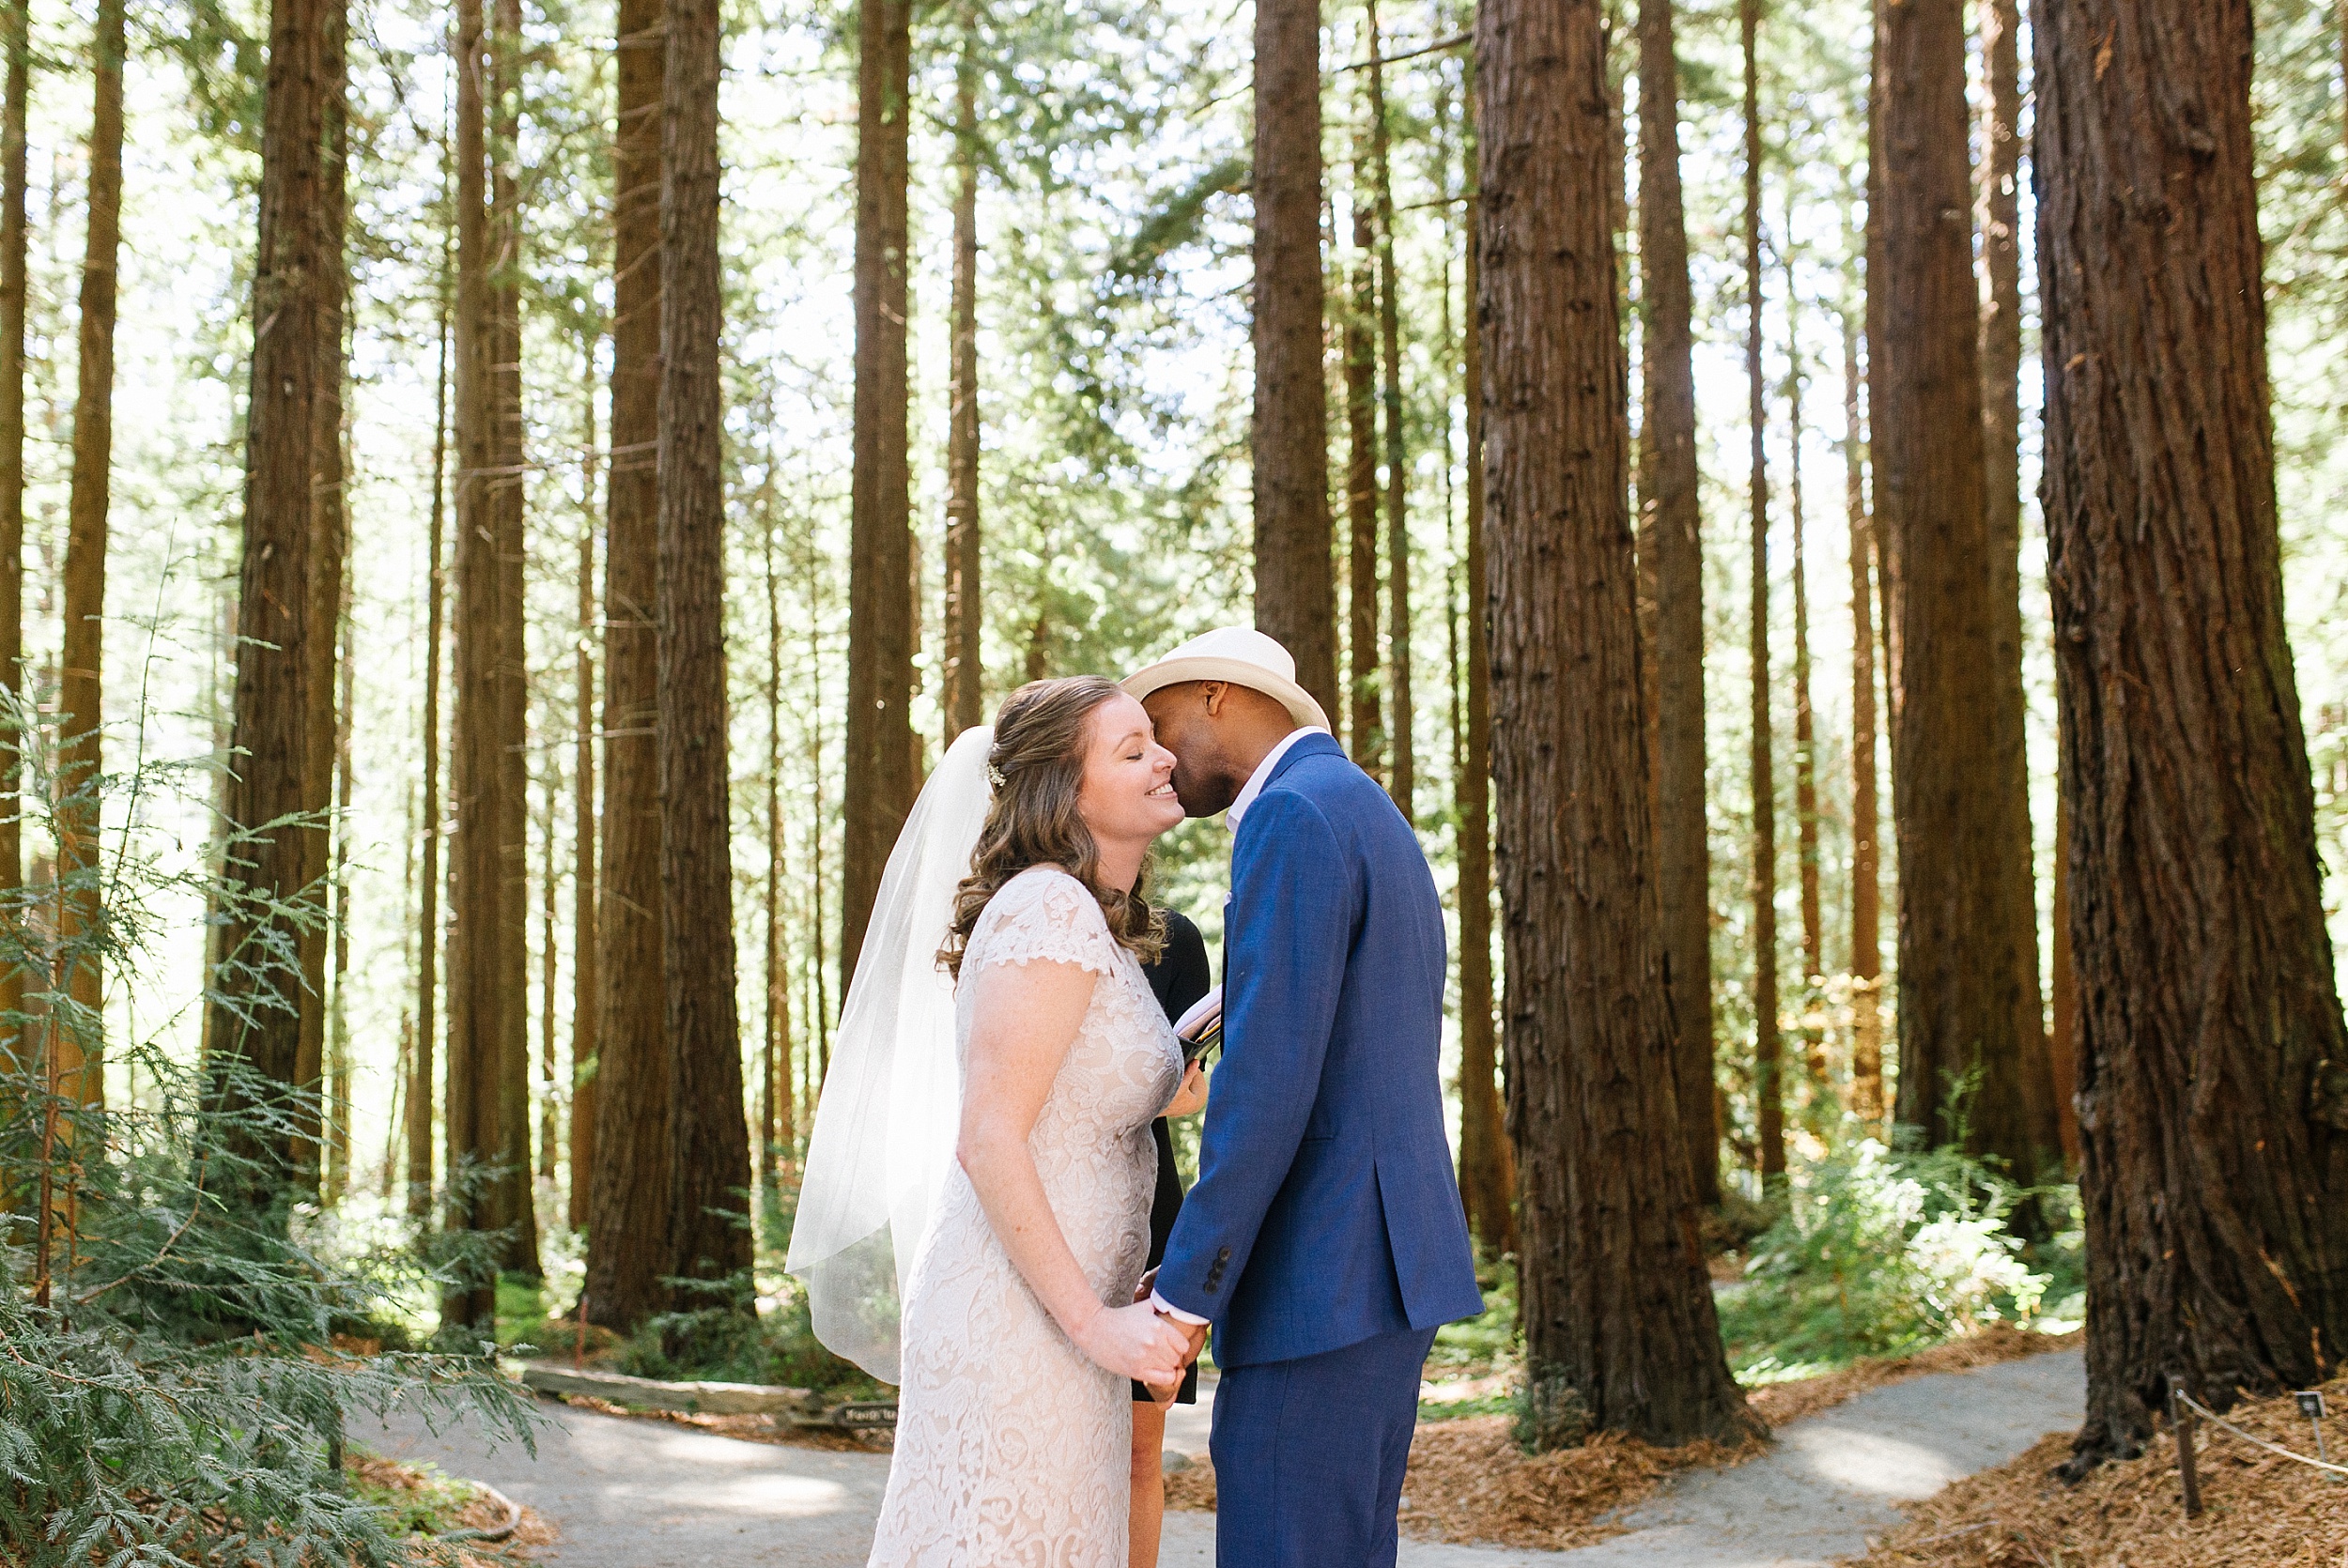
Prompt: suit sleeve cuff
<box><xmin>1151</xmin><ymin>1291</ymin><xmax>1209</xmax><ymax>1326</ymax></box>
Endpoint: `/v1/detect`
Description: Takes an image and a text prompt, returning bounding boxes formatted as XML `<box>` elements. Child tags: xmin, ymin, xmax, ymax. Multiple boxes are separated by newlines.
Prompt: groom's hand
<box><xmin>1158</xmin><ymin>1309</ymin><xmax>1209</xmax><ymax>1365</ymax></box>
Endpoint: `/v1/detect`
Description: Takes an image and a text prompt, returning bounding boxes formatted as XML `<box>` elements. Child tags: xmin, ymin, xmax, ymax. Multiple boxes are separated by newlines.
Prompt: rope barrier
<box><xmin>2174</xmin><ymin>1389</ymin><xmax>2348</xmax><ymax>1478</ymax></box>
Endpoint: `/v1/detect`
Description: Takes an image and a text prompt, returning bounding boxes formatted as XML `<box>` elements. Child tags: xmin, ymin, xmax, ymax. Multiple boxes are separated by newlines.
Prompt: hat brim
<box><xmin>1120</xmin><ymin>656</ymin><xmax>1332</xmax><ymax>733</ymax></box>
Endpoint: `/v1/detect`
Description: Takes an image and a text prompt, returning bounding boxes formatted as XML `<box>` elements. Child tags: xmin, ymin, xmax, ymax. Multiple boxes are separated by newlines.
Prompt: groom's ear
<box><xmin>1198</xmin><ymin>681</ymin><xmax>1229</xmax><ymax>717</ymax></box>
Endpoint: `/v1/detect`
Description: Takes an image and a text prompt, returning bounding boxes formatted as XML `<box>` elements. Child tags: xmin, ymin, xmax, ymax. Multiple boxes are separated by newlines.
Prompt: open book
<box><xmin>1172</xmin><ymin>986</ymin><xmax>1223</xmax><ymax>1066</ymax></box>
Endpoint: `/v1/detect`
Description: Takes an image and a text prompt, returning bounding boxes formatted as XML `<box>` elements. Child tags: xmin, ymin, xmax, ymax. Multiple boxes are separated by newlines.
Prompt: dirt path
<box><xmin>363</xmin><ymin>1348</ymin><xmax>2081</xmax><ymax>1567</ymax></box>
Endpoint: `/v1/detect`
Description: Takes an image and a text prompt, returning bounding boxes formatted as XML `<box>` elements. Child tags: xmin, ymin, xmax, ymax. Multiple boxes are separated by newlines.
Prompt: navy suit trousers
<box><xmin>1208</xmin><ymin>1325</ymin><xmax>1440</xmax><ymax>1568</ymax></box>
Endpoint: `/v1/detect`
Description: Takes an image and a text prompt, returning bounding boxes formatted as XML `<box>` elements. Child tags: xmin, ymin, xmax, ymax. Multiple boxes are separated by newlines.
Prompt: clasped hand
<box><xmin>1072</xmin><ymin>1298</ymin><xmax>1192</xmax><ymax>1393</ymax></box>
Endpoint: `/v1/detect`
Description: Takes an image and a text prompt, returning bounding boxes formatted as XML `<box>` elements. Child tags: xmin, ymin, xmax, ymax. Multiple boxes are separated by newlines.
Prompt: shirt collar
<box><xmin>1226</xmin><ymin>727</ymin><xmax>1330</xmax><ymax>832</ymax></box>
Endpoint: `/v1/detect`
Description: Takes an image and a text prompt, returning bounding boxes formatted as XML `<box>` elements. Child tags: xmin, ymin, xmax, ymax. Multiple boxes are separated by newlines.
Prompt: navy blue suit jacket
<box><xmin>1156</xmin><ymin>732</ymin><xmax>1484</xmax><ymax>1367</ymax></box>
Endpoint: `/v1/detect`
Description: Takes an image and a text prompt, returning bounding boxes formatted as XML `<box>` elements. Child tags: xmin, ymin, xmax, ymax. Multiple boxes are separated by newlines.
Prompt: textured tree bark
<box><xmin>585</xmin><ymin>0</ymin><xmax>672</xmax><ymax>1332</ymax></box>
<box><xmin>447</xmin><ymin>0</ymin><xmax>500</xmax><ymax>1322</ymax></box>
<box><xmin>57</xmin><ymin>0</ymin><xmax>126</xmax><ymax>1117</ymax></box>
<box><xmin>1741</xmin><ymin>0</ymin><xmax>1780</xmax><ymax>1179</ymax></box>
<box><xmin>1344</xmin><ymin>201</ymin><xmax>1383</xmax><ymax>779</ymax></box>
<box><xmin>2047</xmin><ymin>786</ymin><xmax>2077</xmax><ymax>1162</ymax></box>
<box><xmin>294</xmin><ymin>11</ymin><xmax>348</xmax><ymax>1190</ymax></box>
<box><xmin>1477</xmin><ymin>0</ymin><xmax>1758</xmax><ymax>1447</ymax></box>
<box><xmin>1878</xmin><ymin>0</ymin><xmax>2056</xmax><ymax>1175</ymax></box>
<box><xmin>570</xmin><ymin>341</ymin><xmax>600</xmax><ymax>1232</ymax></box>
<box><xmin>1976</xmin><ymin>0</ymin><xmax>2051</xmax><ymax>1167</ymax></box>
<box><xmin>1365</xmin><ymin>0</ymin><xmax>1412</xmax><ymax>822</ymax></box>
<box><xmin>1248</xmin><ymin>0</ymin><xmax>1336</xmax><ymax>719</ymax></box>
<box><xmin>942</xmin><ymin>15</ymin><xmax>982</xmax><ymax>746</ymax></box>
<box><xmin>0</xmin><ymin>1</ymin><xmax>23</xmax><ymax>1094</ymax></box>
<box><xmin>1636</xmin><ymin>0</ymin><xmax>1716</xmax><ymax>1205</ymax></box>
<box><xmin>658</xmin><ymin>0</ymin><xmax>753</xmax><ymax>1303</ymax></box>
<box><xmin>210</xmin><ymin>0</ymin><xmax>327</xmax><ymax>1183</ymax></box>
<box><xmin>411</xmin><ymin>284</ymin><xmax>450</xmax><ymax>1219</ymax></box>
<box><xmin>538</xmin><ymin>785</ymin><xmax>558</xmax><ymax>1184</ymax></box>
<box><xmin>1842</xmin><ymin>305</ymin><xmax>1884</xmax><ymax>1125</ymax></box>
<box><xmin>488</xmin><ymin>0</ymin><xmax>539</xmax><ymax>1276</ymax></box>
<box><xmin>1454</xmin><ymin>192</ymin><xmax>1513</xmax><ymax>1258</ymax></box>
<box><xmin>1787</xmin><ymin>273</ymin><xmax>1820</xmax><ymax>996</ymax></box>
<box><xmin>327</xmin><ymin>608</ymin><xmax>353</xmax><ymax>1199</ymax></box>
<box><xmin>842</xmin><ymin>0</ymin><xmax>917</xmax><ymax>1004</ymax></box>
<box><xmin>2035</xmin><ymin>0</ymin><xmax>2348</xmax><ymax>1468</ymax></box>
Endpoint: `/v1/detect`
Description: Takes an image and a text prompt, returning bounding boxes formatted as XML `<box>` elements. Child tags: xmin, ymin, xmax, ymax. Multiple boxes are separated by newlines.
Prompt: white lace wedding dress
<box><xmin>867</xmin><ymin>865</ymin><xmax>1183</xmax><ymax>1568</ymax></box>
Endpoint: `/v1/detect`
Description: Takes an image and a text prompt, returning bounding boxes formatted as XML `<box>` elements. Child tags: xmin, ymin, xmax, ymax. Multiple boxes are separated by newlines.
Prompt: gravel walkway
<box><xmin>363</xmin><ymin>1348</ymin><xmax>2082</xmax><ymax>1567</ymax></box>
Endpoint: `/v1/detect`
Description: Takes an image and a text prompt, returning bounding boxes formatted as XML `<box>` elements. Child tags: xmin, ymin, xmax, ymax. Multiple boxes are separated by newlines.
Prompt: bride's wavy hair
<box><xmin>939</xmin><ymin>675</ymin><xmax>1168</xmax><ymax>979</ymax></box>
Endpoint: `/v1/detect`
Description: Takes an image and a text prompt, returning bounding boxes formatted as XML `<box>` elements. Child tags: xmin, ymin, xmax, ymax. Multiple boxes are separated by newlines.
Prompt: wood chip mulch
<box><xmin>554</xmin><ymin>1391</ymin><xmax>888</xmax><ymax>1452</ymax></box>
<box><xmin>1166</xmin><ymin>1325</ymin><xmax>2078</xmax><ymax>1553</ymax></box>
<box><xmin>1842</xmin><ymin>1373</ymin><xmax>2348</xmax><ymax>1567</ymax></box>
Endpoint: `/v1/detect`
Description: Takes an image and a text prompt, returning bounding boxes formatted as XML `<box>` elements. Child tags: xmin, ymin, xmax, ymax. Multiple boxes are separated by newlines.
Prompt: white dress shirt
<box><xmin>1151</xmin><ymin>725</ymin><xmax>1332</xmax><ymax>1329</ymax></box>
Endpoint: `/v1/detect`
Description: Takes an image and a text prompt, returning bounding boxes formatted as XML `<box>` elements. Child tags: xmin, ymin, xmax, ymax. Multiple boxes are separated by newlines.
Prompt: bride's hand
<box><xmin>1162</xmin><ymin>1061</ymin><xmax>1208</xmax><ymax>1118</ymax></box>
<box><xmin>1069</xmin><ymin>1299</ymin><xmax>1190</xmax><ymax>1390</ymax></box>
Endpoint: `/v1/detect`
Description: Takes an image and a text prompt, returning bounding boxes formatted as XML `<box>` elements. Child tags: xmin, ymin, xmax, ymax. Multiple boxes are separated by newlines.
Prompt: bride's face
<box><xmin>1077</xmin><ymin>693</ymin><xmax>1185</xmax><ymax>846</ymax></box>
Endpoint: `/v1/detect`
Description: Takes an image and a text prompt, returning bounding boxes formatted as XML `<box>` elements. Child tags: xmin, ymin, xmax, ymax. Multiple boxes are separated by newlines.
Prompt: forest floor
<box><xmin>361</xmin><ymin>1335</ymin><xmax>2085</xmax><ymax>1567</ymax></box>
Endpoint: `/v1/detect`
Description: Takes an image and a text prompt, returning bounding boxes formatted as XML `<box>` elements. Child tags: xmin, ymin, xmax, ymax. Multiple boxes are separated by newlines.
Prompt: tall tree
<box><xmin>1741</xmin><ymin>0</ymin><xmax>1781</xmax><ymax>1178</ymax></box>
<box><xmin>325</xmin><ymin>608</ymin><xmax>354</xmax><ymax>1199</ymax></box>
<box><xmin>2037</xmin><ymin>0</ymin><xmax>2348</xmax><ymax>1468</ymax></box>
<box><xmin>842</xmin><ymin>0</ymin><xmax>917</xmax><ymax>998</ymax></box>
<box><xmin>762</xmin><ymin>517</ymin><xmax>793</xmax><ymax>1183</ymax></box>
<box><xmin>1842</xmin><ymin>303</ymin><xmax>1884</xmax><ymax>1123</ymax></box>
<box><xmin>1636</xmin><ymin>0</ymin><xmax>1716</xmax><ymax>1205</ymax></box>
<box><xmin>1249</xmin><ymin>0</ymin><xmax>1336</xmax><ymax>717</ymax></box>
<box><xmin>1364</xmin><ymin>0</ymin><xmax>1412</xmax><ymax>821</ymax></box>
<box><xmin>585</xmin><ymin>0</ymin><xmax>672</xmax><ymax>1332</ymax></box>
<box><xmin>1454</xmin><ymin>187</ymin><xmax>1513</xmax><ymax>1257</ymax></box>
<box><xmin>1977</xmin><ymin>0</ymin><xmax>2050</xmax><ymax>1159</ymax></box>
<box><xmin>1786</xmin><ymin>259</ymin><xmax>1821</xmax><ymax>994</ymax></box>
<box><xmin>57</xmin><ymin>0</ymin><xmax>127</xmax><ymax>1115</ymax></box>
<box><xmin>1344</xmin><ymin>200</ymin><xmax>1383</xmax><ymax>777</ymax></box>
<box><xmin>657</xmin><ymin>0</ymin><xmax>753</xmax><ymax>1303</ymax></box>
<box><xmin>569</xmin><ymin>340</ymin><xmax>600</xmax><ymax>1231</ymax></box>
<box><xmin>0</xmin><ymin>0</ymin><xmax>24</xmax><ymax>1082</ymax></box>
<box><xmin>209</xmin><ymin>0</ymin><xmax>333</xmax><ymax>1187</ymax></box>
<box><xmin>487</xmin><ymin>0</ymin><xmax>537</xmax><ymax>1274</ymax></box>
<box><xmin>1477</xmin><ymin>0</ymin><xmax>1758</xmax><ymax>1447</ymax></box>
<box><xmin>1877</xmin><ymin>0</ymin><xmax>2056</xmax><ymax>1175</ymax></box>
<box><xmin>293</xmin><ymin>0</ymin><xmax>348</xmax><ymax>1188</ymax></box>
<box><xmin>941</xmin><ymin>5</ymin><xmax>982</xmax><ymax>746</ymax></box>
<box><xmin>410</xmin><ymin>267</ymin><xmax>451</xmax><ymax>1219</ymax></box>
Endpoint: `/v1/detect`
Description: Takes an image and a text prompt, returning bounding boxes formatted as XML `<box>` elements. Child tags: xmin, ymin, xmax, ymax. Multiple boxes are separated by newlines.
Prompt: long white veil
<box><xmin>785</xmin><ymin>725</ymin><xmax>994</xmax><ymax>1383</ymax></box>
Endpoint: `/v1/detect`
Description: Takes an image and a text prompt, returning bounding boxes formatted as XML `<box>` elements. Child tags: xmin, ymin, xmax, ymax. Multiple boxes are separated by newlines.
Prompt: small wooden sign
<box><xmin>835</xmin><ymin>1400</ymin><xmax>900</xmax><ymax>1430</ymax></box>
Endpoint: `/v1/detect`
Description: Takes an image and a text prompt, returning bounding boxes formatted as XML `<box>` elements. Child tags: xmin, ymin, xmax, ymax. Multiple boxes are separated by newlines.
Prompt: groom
<box><xmin>1124</xmin><ymin>627</ymin><xmax>1484</xmax><ymax>1567</ymax></box>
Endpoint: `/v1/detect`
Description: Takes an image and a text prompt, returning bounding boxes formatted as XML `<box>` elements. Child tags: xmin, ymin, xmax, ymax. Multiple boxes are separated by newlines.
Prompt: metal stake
<box><xmin>2170</xmin><ymin>1376</ymin><xmax>2202</xmax><ymax>1518</ymax></box>
<box><xmin>2295</xmin><ymin>1390</ymin><xmax>2333</xmax><ymax>1481</ymax></box>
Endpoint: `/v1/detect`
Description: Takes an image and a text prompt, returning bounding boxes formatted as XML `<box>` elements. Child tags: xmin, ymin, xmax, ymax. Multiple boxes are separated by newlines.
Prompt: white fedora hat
<box><xmin>1121</xmin><ymin>626</ymin><xmax>1332</xmax><ymax>732</ymax></box>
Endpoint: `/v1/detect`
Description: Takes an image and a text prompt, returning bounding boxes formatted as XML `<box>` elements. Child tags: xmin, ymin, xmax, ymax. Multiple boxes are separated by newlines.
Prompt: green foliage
<box><xmin>1716</xmin><ymin>1134</ymin><xmax>2077</xmax><ymax>1381</ymax></box>
<box><xmin>601</xmin><ymin>1268</ymin><xmax>880</xmax><ymax>1399</ymax></box>
<box><xmin>0</xmin><ymin>707</ymin><xmax>539</xmax><ymax>1565</ymax></box>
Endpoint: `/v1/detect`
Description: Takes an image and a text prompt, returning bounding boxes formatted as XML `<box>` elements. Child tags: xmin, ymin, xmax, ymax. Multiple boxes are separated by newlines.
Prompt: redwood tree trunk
<box><xmin>210</xmin><ymin>0</ymin><xmax>330</xmax><ymax>1184</ymax></box>
<box><xmin>942</xmin><ymin>14</ymin><xmax>982</xmax><ymax>746</ymax></box>
<box><xmin>585</xmin><ymin>0</ymin><xmax>672</xmax><ymax>1332</ymax></box>
<box><xmin>658</xmin><ymin>0</ymin><xmax>752</xmax><ymax>1301</ymax></box>
<box><xmin>1636</xmin><ymin>0</ymin><xmax>1715</xmax><ymax>1205</ymax></box>
<box><xmin>1843</xmin><ymin>304</ymin><xmax>1884</xmax><ymax>1124</ymax></box>
<box><xmin>842</xmin><ymin>0</ymin><xmax>917</xmax><ymax>1001</ymax></box>
<box><xmin>294</xmin><ymin>9</ymin><xmax>348</xmax><ymax>1188</ymax></box>
<box><xmin>1477</xmin><ymin>0</ymin><xmax>1758</xmax><ymax>1448</ymax></box>
<box><xmin>411</xmin><ymin>282</ymin><xmax>449</xmax><ymax>1219</ymax></box>
<box><xmin>1742</xmin><ymin>0</ymin><xmax>1781</xmax><ymax>1178</ymax></box>
<box><xmin>1365</xmin><ymin>0</ymin><xmax>1411</xmax><ymax>821</ymax></box>
<box><xmin>1787</xmin><ymin>282</ymin><xmax>1821</xmax><ymax>993</ymax></box>
<box><xmin>1877</xmin><ymin>0</ymin><xmax>2056</xmax><ymax>1175</ymax></box>
<box><xmin>1248</xmin><ymin>0</ymin><xmax>1336</xmax><ymax>718</ymax></box>
<box><xmin>1345</xmin><ymin>202</ymin><xmax>1383</xmax><ymax>778</ymax></box>
<box><xmin>488</xmin><ymin>0</ymin><xmax>538</xmax><ymax>1275</ymax></box>
<box><xmin>1454</xmin><ymin>193</ymin><xmax>1513</xmax><ymax>1257</ymax></box>
<box><xmin>57</xmin><ymin>0</ymin><xmax>126</xmax><ymax>1115</ymax></box>
<box><xmin>570</xmin><ymin>340</ymin><xmax>600</xmax><ymax>1231</ymax></box>
<box><xmin>763</xmin><ymin>518</ymin><xmax>793</xmax><ymax>1181</ymax></box>
<box><xmin>2036</xmin><ymin>0</ymin><xmax>2348</xmax><ymax>1468</ymax></box>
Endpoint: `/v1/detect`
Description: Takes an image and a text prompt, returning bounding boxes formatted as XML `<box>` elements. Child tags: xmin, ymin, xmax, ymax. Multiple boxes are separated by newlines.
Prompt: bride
<box><xmin>788</xmin><ymin>674</ymin><xmax>1204</xmax><ymax>1566</ymax></box>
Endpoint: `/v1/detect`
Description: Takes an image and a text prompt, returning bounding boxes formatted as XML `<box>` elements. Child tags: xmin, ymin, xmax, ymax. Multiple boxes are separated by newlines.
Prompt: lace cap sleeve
<box><xmin>965</xmin><ymin>868</ymin><xmax>1122</xmax><ymax>978</ymax></box>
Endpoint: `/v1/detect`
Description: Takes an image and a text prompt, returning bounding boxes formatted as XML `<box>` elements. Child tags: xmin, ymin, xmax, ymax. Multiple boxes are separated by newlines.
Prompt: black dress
<box><xmin>1133</xmin><ymin>907</ymin><xmax>1211</xmax><ymax>1405</ymax></box>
